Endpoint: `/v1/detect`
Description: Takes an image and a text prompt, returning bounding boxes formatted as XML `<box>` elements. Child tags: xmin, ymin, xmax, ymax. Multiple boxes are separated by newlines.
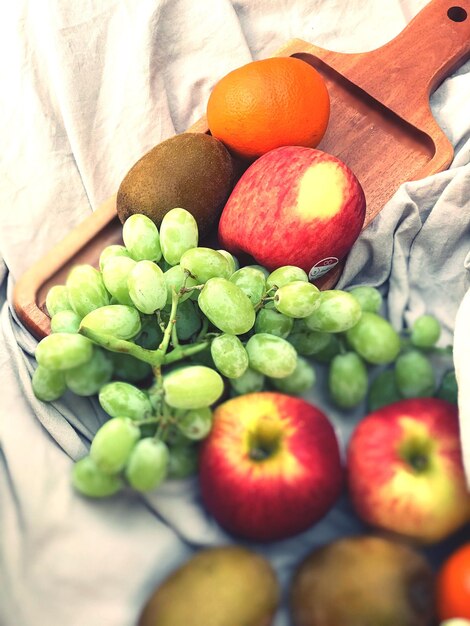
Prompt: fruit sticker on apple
<box><xmin>218</xmin><ymin>145</ymin><xmax>366</xmax><ymax>278</ymax></box>
<box><xmin>199</xmin><ymin>391</ymin><xmax>343</xmax><ymax>542</ymax></box>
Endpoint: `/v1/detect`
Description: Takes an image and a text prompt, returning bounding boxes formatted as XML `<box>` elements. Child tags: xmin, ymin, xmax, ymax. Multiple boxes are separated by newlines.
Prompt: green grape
<box><xmin>159</xmin><ymin>207</ymin><xmax>198</xmax><ymax>266</ymax></box>
<box><xmin>80</xmin><ymin>304</ymin><xmax>141</xmax><ymax>340</ymax></box>
<box><xmin>176</xmin><ymin>407</ymin><xmax>213</xmax><ymax>440</ymax></box>
<box><xmin>436</xmin><ymin>369</ymin><xmax>458</xmax><ymax>404</ymax></box>
<box><xmin>163</xmin><ymin>265</ymin><xmax>198</xmax><ymax>305</ymax></box>
<box><xmin>410</xmin><ymin>314</ymin><xmax>441</xmax><ymax>348</ymax></box>
<box><xmin>109</xmin><ymin>352</ymin><xmax>152</xmax><ymax>383</ymax></box>
<box><xmin>230</xmin><ymin>367</ymin><xmax>265</xmax><ymax>395</ymax></box>
<box><xmin>345</xmin><ymin>311</ymin><xmax>401</xmax><ymax>364</ymax></box>
<box><xmin>32</xmin><ymin>365</ymin><xmax>66</xmax><ymax>402</ymax></box>
<box><xmin>98</xmin><ymin>244</ymin><xmax>131</xmax><ymax>271</ymax></box>
<box><xmin>270</xmin><ymin>357</ymin><xmax>316</xmax><ymax>394</ymax></box>
<box><xmin>245</xmin><ymin>333</ymin><xmax>297</xmax><ymax>378</ymax></box>
<box><xmin>348</xmin><ymin>286</ymin><xmax>383</xmax><ymax>313</ymax></box>
<box><xmin>50</xmin><ymin>310</ymin><xmax>81</xmax><ymax>334</ymax></box>
<box><xmin>167</xmin><ymin>445</ymin><xmax>199</xmax><ymax>479</ymax></box>
<box><xmin>125</xmin><ymin>438</ymin><xmax>169</xmax><ymax>492</ymax></box>
<box><xmin>66</xmin><ymin>265</ymin><xmax>110</xmax><ymax>318</ymax></box>
<box><xmin>266</xmin><ymin>265</ymin><xmax>308</xmax><ymax>290</ymax></box>
<box><xmin>45</xmin><ymin>284</ymin><xmax>71</xmax><ymax>317</ymax></box>
<box><xmin>72</xmin><ymin>456</ymin><xmax>123</xmax><ymax>498</ymax></box>
<box><xmin>172</xmin><ymin>299</ymin><xmax>201</xmax><ymax>341</ymax></box>
<box><xmin>101</xmin><ymin>255</ymin><xmax>136</xmax><ymax>306</ymax></box>
<box><xmin>394</xmin><ymin>350</ymin><xmax>435</xmax><ymax>398</ymax></box>
<box><xmin>254</xmin><ymin>308</ymin><xmax>293</xmax><ymax>339</ymax></box>
<box><xmin>99</xmin><ymin>381</ymin><xmax>153</xmax><ymax>420</ymax></box>
<box><xmin>122</xmin><ymin>214</ymin><xmax>162</xmax><ymax>262</ymax></box>
<box><xmin>287</xmin><ymin>322</ymin><xmax>331</xmax><ymax>356</ymax></box>
<box><xmin>217</xmin><ymin>250</ymin><xmax>239</xmax><ymax>274</ymax></box>
<box><xmin>163</xmin><ymin>365</ymin><xmax>224</xmax><ymax>409</ymax></box>
<box><xmin>312</xmin><ymin>334</ymin><xmax>341</xmax><ymax>363</ymax></box>
<box><xmin>128</xmin><ymin>260</ymin><xmax>167</xmax><ymax>314</ymax></box>
<box><xmin>179</xmin><ymin>247</ymin><xmax>231</xmax><ymax>283</ymax></box>
<box><xmin>65</xmin><ymin>349</ymin><xmax>113</xmax><ymax>396</ymax></box>
<box><xmin>35</xmin><ymin>333</ymin><xmax>93</xmax><ymax>370</ymax></box>
<box><xmin>229</xmin><ymin>267</ymin><xmax>266</xmax><ymax>307</ymax></box>
<box><xmin>135</xmin><ymin>318</ymin><xmax>163</xmax><ymax>350</ymax></box>
<box><xmin>198</xmin><ymin>277</ymin><xmax>255</xmax><ymax>335</ymax></box>
<box><xmin>329</xmin><ymin>352</ymin><xmax>368</xmax><ymax>409</ymax></box>
<box><xmin>305</xmin><ymin>290</ymin><xmax>362</xmax><ymax>333</ymax></box>
<box><xmin>210</xmin><ymin>334</ymin><xmax>249</xmax><ymax>379</ymax></box>
<box><xmin>247</xmin><ymin>264</ymin><xmax>270</xmax><ymax>278</ymax></box>
<box><xmin>274</xmin><ymin>281</ymin><xmax>321</xmax><ymax>318</ymax></box>
<box><xmin>90</xmin><ymin>417</ymin><xmax>140</xmax><ymax>474</ymax></box>
<box><xmin>368</xmin><ymin>368</ymin><xmax>402</xmax><ymax>412</ymax></box>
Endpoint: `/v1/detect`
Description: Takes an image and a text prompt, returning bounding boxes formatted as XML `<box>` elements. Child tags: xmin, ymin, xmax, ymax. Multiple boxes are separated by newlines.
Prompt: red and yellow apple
<box><xmin>347</xmin><ymin>398</ymin><xmax>470</xmax><ymax>544</ymax></box>
<box><xmin>198</xmin><ymin>391</ymin><xmax>343</xmax><ymax>542</ymax></box>
<box><xmin>218</xmin><ymin>145</ymin><xmax>366</xmax><ymax>280</ymax></box>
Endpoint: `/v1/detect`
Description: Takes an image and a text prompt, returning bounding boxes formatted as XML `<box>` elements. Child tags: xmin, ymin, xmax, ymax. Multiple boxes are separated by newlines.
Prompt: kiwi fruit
<box><xmin>290</xmin><ymin>535</ymin><xmax>436</xmax><ymax>626</ymax></box>
<box><xmin>116</xmin><ymin>132</ymin><xmax>234</xmax><ymax>240</ymax></box>
<box><xmin>139</xmin><ymin>545</ymin><xmax>280</xmax><ymax>626</ymax></box>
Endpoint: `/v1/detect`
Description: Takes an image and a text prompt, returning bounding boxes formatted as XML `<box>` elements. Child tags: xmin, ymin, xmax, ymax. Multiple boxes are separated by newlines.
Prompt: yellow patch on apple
<box><xmin>296</xmin><ymin>162</ymin><xmax>346</xmax><ymax>220</ymax></box>
<box><xmin>227</xmin><ymin>396</ymin><xmax>304</xmax><ymax>478</ymax></box>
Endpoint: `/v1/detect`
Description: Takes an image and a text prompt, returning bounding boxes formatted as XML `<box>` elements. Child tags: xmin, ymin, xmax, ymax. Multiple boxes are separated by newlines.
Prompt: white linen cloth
<box><xmin>1</xmin><ymin>1</ymin><xmax>469</xmax><ymax>625</ymax></box>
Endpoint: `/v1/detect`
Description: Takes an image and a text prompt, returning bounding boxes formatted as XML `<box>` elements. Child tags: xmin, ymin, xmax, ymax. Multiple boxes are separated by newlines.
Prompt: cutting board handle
<box><xmin>339</xmin><ymin>0</ymin><xmax>470</xmax><ymax>127</ymax></box>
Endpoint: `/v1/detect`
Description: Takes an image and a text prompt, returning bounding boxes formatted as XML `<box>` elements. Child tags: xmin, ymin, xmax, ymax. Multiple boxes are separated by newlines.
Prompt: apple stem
<box><xmin>409</xmin><ymin>453</ymin><xmax>429</xmax><ymax>472</ymax></box>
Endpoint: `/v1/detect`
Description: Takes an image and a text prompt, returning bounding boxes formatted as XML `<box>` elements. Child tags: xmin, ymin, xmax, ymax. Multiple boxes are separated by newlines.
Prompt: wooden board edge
<box><xmin>13</xmin><ymin>195</ymin><xmax>118</xmax><ymax>340</ymax></box>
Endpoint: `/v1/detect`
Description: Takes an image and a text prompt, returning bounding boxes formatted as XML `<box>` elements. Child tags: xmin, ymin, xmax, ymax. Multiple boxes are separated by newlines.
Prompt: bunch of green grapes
<box><xmin>32</xmin><ymin>209</ymin><xmax>325</xmax><ymax>498</ymax></box>
<box><xmin>363</xmin><ymin>310</ymin><xmax>457</xmax><ymax>412</ymax></box>
<box><xmin>32</xmin><ymin>208</ymin><xmax>456</xmax><ymax>498</ymax></box>
<box><xmin>300</xmin><ymin>285</ymin><xmax>456</xmax><ymax>412</ymax></box>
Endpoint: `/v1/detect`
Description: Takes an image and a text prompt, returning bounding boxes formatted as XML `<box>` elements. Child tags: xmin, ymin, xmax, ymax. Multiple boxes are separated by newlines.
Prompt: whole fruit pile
<box><xmin>33</xmin><ymin>208</ymin><xmax>459</xmax><ymax>499</ymax></box>
<box><xmin>30</xmin><ymin>209</ymin><xmax>331</xmax><ymax>497</ymax></box>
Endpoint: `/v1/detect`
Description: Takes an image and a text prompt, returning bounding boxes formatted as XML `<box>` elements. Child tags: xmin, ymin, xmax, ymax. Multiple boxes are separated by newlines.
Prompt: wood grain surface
<box><xmin>13</xmin><ymin>0</ymin><xmax>470</xmax><ymax>339</ymax></box>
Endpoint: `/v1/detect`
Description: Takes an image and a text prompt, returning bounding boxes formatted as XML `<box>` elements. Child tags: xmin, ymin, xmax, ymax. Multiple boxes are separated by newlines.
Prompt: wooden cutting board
<box><xmin>13</xmin><ymin>0</ymin><xmax>470</xmax><ymax>339</ymax></box>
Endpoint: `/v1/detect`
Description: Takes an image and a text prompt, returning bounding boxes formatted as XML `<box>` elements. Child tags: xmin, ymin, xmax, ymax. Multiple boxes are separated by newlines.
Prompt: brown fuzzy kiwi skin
<box><xmin>138</xmin><ymin>545</ymin><xmax>280</xmax><ymax>626</ymax></box>
<box><xmin>116</xmin><ymin>132</ymin><xmax>235</xmax><ymax>240</ymax></box>
<box><xmin>289</xmin><ymin>535</ymin><xmax>436</xmax><ymax>626</ymax></box>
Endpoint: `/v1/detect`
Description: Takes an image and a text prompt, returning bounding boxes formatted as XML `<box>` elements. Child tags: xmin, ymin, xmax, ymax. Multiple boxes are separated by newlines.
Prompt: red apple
<box><xmin>199</xmin><ymin>391</ymin><xmax>343</xmax><ymax>542</ymax></box>
<box><xmin>218</xmin><ymin>145</ymin><xmax>366</xmax><ymax>280</ymax></box>
<box><xmin>347</xmin><ymin>398</ymin><xmax>470</xmax><ymax>544</ymax></box>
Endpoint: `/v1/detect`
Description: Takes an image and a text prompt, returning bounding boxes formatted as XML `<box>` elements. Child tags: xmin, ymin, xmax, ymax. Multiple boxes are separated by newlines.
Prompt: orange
<box><xmin>437</xmin><ymin>543</ymin><xmax>470</xmax><ymax>620</ymax></box>
<box><xmin>206</xmin><ymin>56</ymin><xmax>330</xmax><ymax>160</ymax></box>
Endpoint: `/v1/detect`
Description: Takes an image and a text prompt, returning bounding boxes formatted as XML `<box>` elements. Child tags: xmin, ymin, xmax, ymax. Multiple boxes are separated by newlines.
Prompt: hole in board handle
<box><xmin>447</xmin><ymin>6</ymin><xmax>468</xmax><ymax>21</ymax></box>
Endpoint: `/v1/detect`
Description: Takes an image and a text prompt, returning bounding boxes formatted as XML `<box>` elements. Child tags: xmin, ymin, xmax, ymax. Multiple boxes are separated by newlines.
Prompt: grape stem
<box><xmin>163</xmin><ymin>340</ymin><xmax>210</xmax><ymax>364</ymax></box>
<box><xmin>149</xmin><ymin>365</ymin><xmax>165</xmax><ymax>415</ymax></box>
<box><xmin>158</xmin><ymin>289</ymin><xmax>179</xmax><ymax>355</ymax></box>
<box><xmin>171</xmin><ymin>323</ymin><xmax>179</xmax><ymax>348</ymax></box>
<box><xmin>255</xmin><ymin>292</ymin><xmax>276</xmax><ymax>312</ymax></box>
<box><xmin>134</xmin><ymin>417</ymin><xmax>161</xmax><ymax>426</ymax></box>
<box><xmin>79</xmin><ymin>327</ymin><xmax>162</xmax><ymax>365</ymax></box>
<box><xmin>195</xmin><ymin>316</ymin><xmax>209</xmax><ymax>341</ymax></box>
